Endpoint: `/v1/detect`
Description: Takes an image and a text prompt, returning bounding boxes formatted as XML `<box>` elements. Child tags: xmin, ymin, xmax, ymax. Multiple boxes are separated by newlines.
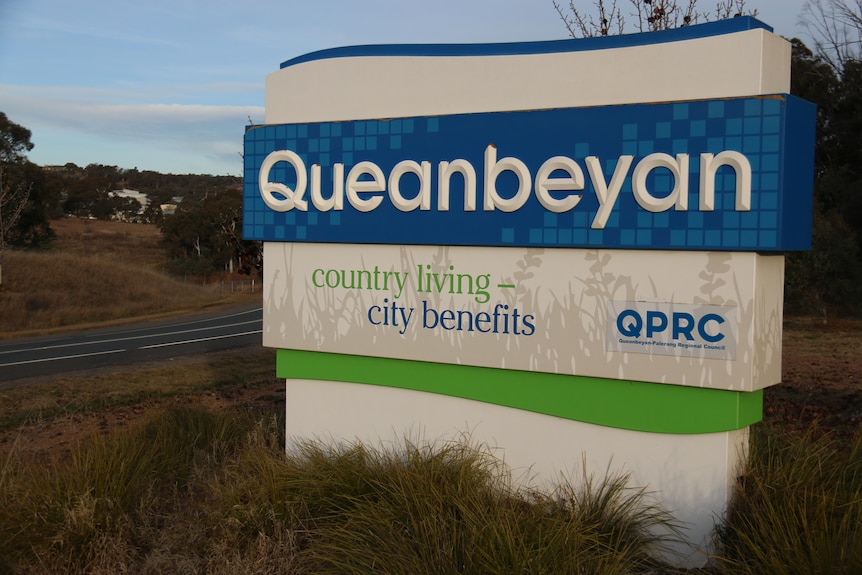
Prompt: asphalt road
<box><xmin>0</xmin><ymin>303</ymin><xmax>263</xmax><ymax>383</ymax></box>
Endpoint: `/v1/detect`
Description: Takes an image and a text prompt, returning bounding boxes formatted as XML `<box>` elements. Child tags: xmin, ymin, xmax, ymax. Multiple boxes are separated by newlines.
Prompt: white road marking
<box><xmin>0</xmin><ymin>312</ymin><xmax>263</xmax><ymax>369</ymax></box>
<box><xmin>139</xmin><ymin>330</ymin><xmax>263</xmax><ymax>349</ymax></box>
<box><xmin>0</xmin><ymin>317</ymin><xmax>262</xmax><ymax>356</ymax></box>
<box><xmin>0</xmin><ymin>348</ymin><xmax>127</xmax><ymax>367</ymax></box>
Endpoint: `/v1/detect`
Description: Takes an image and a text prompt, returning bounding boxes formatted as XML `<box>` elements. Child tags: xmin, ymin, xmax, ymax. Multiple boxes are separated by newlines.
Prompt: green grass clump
<box><xmin>4</xmin><ymin>404</ymin><xmax>860</xmax><ymax>574</ymax></box>
<box><xmin>215</xmin><ymin>435</ymin><xmax>684</xmax><ymax>574</ymax></box>
<box><xmin>274</xmin><ymin>440</ymin><xmax>680</xmax><ymax>574</ymax></box>
<box><xmin>714</xmin><ymin>424</ymin><xmax>862</xmax><ymax>574</ymax></box>
<box><xmin>1</xmin><ymin>407</ymin><xmax>682</xmax><ymax>574</ymax></box>
<box><xmin>0</xmin><ymin>407</ymin><xmax>257</xmax><ymax>573</ymax></box>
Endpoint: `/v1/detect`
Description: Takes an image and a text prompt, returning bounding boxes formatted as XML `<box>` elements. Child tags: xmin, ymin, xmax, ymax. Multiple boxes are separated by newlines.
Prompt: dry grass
<box><xmin>3</xmin><ymin>396</ymin><xmax>859</xmax><ymax>574</ymax></box>
<box><xmin>0</xmin><ymin>218</ymin><xmax>243</xmax><ymax>334</ymax></box>
<box><xmin>0</xmin><ymin>251</ymin><xmax>219</xmax><ymax>331</ymax></box>
<box><xmin>0</xmin><ymin>348</ymin><xmax>278</xmax><ymax>440</ymax></box>
<box><xmin>50</xmin><ymin>217</ymin><xmax>167</xmax><ymax>270</ymax></box>
<box><xmin>0</xmin><ymin>407</ymin><xmax>683</xmax><ymax>575</ymax></box>
<box><xmin>714</xmin><ymin>425</ymin><xmax>862</xmax><ymax>574</ymax></box>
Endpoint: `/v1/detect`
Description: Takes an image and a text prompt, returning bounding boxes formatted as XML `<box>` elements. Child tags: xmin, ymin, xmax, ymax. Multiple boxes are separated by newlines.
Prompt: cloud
<box><xmin>7</xmin><ymin>11</ymin><xmax>184</xmax><ymax>49</ymax></box>
<box><xmin>0</xmin><ymin>84</ymin><xmax>263</xmax><ymax>174</ymax></box>
<box><xmin>0</xmin><ymin>85</ymin><xmax>262</xmax><ymax>134</ymax></box>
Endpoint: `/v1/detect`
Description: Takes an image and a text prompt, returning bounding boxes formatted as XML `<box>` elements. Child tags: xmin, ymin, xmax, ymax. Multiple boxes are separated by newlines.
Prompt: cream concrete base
<box><xmin>285</xmin><ymin>378</ymin><xmax>749</xmax><ymax>567</ymax></box>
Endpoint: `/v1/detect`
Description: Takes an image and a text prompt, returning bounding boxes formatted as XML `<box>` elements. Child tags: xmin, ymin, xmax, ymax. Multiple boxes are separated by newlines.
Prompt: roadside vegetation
<box><xmin>0</xmin><ymin>218</ymin><xmax>245</xmax><ymax>335</ymax></box>
<box><xmin>0</xmin><ymin>398</ymin><xmax>859</xmax><ymax>574</ymax></box>
<box><xmin>0</xmin><ymin>249</ymin><xmax>218</xmax><ymax>333</ymax></box>
<box><xmin>714</xmin><ymin>425</ymin><xmax>862</xmax><ymax>574</ymax></box>
<box><xmin>0</xmin><ymin>219</ymin><xmax>857</xmax><ymax>573</ymax></box>
<box><xmin>0</xmin><ymin>409</ymin><xmax>679</xmax><ymax>574</ymax></box>
<box><xmin>0</xmin><ymin>214</ymin><xmax>858</xmax><ymax>573</ymax></box>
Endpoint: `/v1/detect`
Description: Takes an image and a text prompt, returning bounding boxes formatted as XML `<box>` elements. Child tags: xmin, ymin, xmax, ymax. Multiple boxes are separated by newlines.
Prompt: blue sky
<box><xmin>0</xmin><ymin>0</ymin><xmax>812</xmax><ymax>176</ymax></box>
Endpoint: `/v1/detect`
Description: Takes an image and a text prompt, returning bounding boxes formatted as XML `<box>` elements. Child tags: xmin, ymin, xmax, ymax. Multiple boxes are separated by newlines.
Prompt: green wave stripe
<box><xmin>277</xmin><ymin>349</ymin><xmax>762</xmax><ymax>434</ymax></box>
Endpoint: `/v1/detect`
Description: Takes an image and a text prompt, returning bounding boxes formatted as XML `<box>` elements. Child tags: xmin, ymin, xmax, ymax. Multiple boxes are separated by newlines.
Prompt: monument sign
<box><xmin>243</xmin><ymin>17</ymin><xmax>815</xmax><ymax>564</ymax></box>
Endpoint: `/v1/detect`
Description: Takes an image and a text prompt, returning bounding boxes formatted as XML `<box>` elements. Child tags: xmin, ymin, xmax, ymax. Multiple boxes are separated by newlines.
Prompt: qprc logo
<box><xmin>616</xmin><ymin>309</ymin><xmax>726</xmax><ymax>343</ymax></box>
<box><xmin>607</xmin><ymin>301</ymin><xmax>737</xmax><ymax>360</ymax></box>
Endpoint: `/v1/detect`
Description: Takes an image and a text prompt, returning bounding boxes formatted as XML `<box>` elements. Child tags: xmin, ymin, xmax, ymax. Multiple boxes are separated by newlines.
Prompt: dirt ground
<box><xmin>764</xmin><ymin>316</ymin><xmax>862</xmax><ymax>437</ymax></box>
<box><xmin>2</xmin><ymin>317</ymin><xmax>860</xmax><ymax>461</ymax></box>
<box><xmin>0</xmin><ymin>348</ymin><xmax>284</xmax><ymax>461</ymax></box>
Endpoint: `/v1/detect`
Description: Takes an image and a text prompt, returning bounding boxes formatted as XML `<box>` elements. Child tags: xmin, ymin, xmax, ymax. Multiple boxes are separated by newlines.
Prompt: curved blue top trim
<box><xmin>280</xmin><ymin>17</ymin><xmax>772</xmax><ymax>69</ymax></box>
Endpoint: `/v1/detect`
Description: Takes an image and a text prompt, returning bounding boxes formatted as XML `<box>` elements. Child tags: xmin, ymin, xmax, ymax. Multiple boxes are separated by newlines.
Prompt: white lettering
<box><xmin>258</xmin><ymin>147</ymin><xmax>754</xmax><ymax>224</ymax></box>
<box><xmin>535</xmin><ymin>156</ymin><xmax>584</xmax><ymax>213</ymax></box>
<box><xmin>346</xmin><ymin>161</ymin><xmax>386</xmax><ymax>212</ymax></box>
<box><xmin>483</xmin><ymin>144</ymin><xmax>532</xmax><ymax>212</ymax></box>
<box><xmin>389</xmin><ymin>160</ymin><xmax>431</xmax><ymax>212</ymax></box>
<box><xmin>259</xmin><ymin>150</ymin><xmax>308</xmax><ymax>212</ymax></box>
<box><xmin>699</xmin><ymin>151</ymin><xmax>751</xmax><ymax>211</ymax></box>
<box><xmin>438</xmin><ymin>160</ymin><xmax>477</xmax><ymax>211</ymax></box>
<box><xmin>632</xmin><ymin>153</ymin><xmax>689</xmax><ymax>212</ymax></box>
<box><xmin>310</xmin><ymin>162</ymin><xmax>344</xmax><ymax>211</ymax></box>
<box><xmin>586</xmin><ymin>155</ymin><xmax>633</xmax><ymax>229</ymax></box>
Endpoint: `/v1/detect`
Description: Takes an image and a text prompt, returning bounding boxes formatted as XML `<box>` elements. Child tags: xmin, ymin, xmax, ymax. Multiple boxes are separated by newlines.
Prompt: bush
<box><xmin>785</xmin><ymin>201</ymin><xmax>862</xmax><ymax>318</ymax></box>
<box><xmin>714</xmin><ymin>424</ymin><xmax>862</xmax><ymax>574</ymax></box>
<box><xmin>1</xmin><ymin>408</ymin><xmax>682</xmax><ymax>574</ymax></box>
<box><xmin>4</xmin><ymin>406</ymin><xmax>860</xmax><ymax>574</ymax></box>
<box><xmin>0</xmin><ymin>408</ymin><xmax>255</xmax><ymax>573</ymax></box>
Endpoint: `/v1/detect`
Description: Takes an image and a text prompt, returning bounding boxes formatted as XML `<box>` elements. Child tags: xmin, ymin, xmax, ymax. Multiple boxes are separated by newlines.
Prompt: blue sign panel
<box><xmin>243</xmin><ymin>94</ymin><xmax>814</xmax><ymax>251</ymax></box>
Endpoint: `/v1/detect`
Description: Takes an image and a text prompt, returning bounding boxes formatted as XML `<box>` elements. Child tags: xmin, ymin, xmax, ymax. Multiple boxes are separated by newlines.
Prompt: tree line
<box><xmin>0</xmin><ymin>117</ymin><xmax>259</xmax><ymax>279</ymax></box>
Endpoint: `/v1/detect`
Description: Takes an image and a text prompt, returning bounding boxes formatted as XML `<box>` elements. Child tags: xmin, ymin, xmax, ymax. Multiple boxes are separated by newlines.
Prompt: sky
<box><xmin>0</xmin><ymin>0</ymin><xmax>813</xmax><ymax>176</ymax></box>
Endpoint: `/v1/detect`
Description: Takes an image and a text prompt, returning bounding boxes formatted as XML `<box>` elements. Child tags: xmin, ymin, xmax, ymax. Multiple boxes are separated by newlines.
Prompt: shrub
<box><xmin>714</xmin><ymin>424</ymin><xmax>862</xmax><ymax>574</ymax></box>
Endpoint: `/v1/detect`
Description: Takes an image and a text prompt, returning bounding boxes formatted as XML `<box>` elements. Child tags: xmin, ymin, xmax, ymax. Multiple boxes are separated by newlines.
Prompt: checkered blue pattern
<box><xmin>243</xmin><ymin>95</ymin><xmax>814</xmax><ymax>251</ymax></box>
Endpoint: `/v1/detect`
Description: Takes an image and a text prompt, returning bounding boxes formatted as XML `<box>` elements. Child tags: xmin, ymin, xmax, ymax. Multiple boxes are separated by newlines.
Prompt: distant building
<box><xmin>160</xmin><ymin>196</ymin><xmax>184</xmax><ymax>216</ymax></box>
<box><xmin>109</xmin><ymin>189</ymin><xmax>149</xmax><ymax>214</ymax></box>
<box><xmin>42</xmin><ymin>165</ymin><xmax>71</xmax><ymax>173</ymax></box>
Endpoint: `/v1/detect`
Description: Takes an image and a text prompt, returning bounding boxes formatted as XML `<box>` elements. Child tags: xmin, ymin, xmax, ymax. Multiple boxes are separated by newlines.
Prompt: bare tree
<box><xmin>553</xmin><ymin>0</ymin><xmax>625</xmax><ymax>37</ymax></box>
<box><xmin>629</xmin><ymin>0</ymin><xmax>700</xmax><ymax>32</ymax></box>
<box><xmin>0</xmin><ymin>167</ymin><xmax>32</xmax><ymax>289</ymax></box>
<box><xmin>713</xmin><ymin>0</ymin><xmax>758</xmax><ymax>19</ymax></box>
<box><xmin>553</xmin><ymin>0</ymin><xmax>757</xmax><ymax>38</ymax></box>
<box><xmin>801</xmin><ymin>0</ymin><xmax>862</xmax><ymax>71</ymax></box>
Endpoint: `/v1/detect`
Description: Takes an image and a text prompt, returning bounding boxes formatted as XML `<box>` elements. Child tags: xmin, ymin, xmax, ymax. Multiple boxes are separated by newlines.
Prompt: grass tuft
<box><xmin>260</xmin><ymin>438</ymin><xmax>680</xmax><ymax>574</ymax></box>
<box><xmin>2</xmin><ymin>403</ymin><xmax>861</xmax><ymax>574</ymax></box>
<box><xmin>0</xmin><ymin>407</ymin><xmax>260</xmax><ymax>573</ymax></box>
<box><xmin>0</xmin><ymin>408</ymin><xmax>684</xmax><ymax>574</ymax></box>
<box><xmin>714</xmin><ymin>424</ymin><xmax>862</xmax><ymax>574</ymax></box>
